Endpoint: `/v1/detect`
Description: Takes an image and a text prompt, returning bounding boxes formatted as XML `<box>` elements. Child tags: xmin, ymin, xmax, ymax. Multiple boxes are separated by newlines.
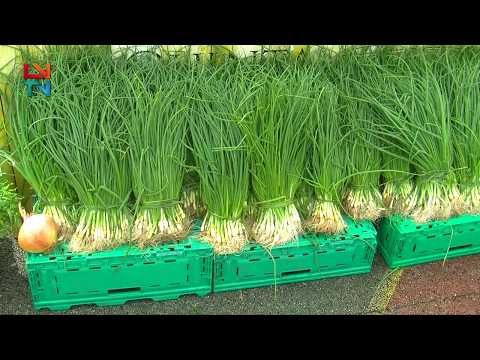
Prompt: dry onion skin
<box><xmin>18</xmin><ymin>213</ymin><xmax>58</xmax><ymax>253</ymax></box>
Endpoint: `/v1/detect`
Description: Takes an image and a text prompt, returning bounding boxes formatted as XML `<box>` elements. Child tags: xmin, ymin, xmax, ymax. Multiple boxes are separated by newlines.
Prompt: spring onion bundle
<box><xmin>444</xmin><ymin>46</ymin><xmax>480</xmax><ymax>215</ymax></box>
<box><xmin>121</xmin><ymin>56</ymin><xmax>191</xmax><ymax>246</ymax></box>
<box><xmin>305</xmin><ymin>80</ymin><xmax>347</xmax><ymax>233</ymax></box>
<box><xmin>44</xmin><ymin>55</ymin><xmax>132</xmax><ymax>251</ymax></box>
<box><xmin>2</xmin><ymin>56</ymin><xmax>77</xmax><ymax>238</ymax></box>
<box><xmin>332</xmin><ymin>47</ymin><xmax>384</xmax><ymax>222</ymax></box>
<box><xmin>241</xmin><ymin>62</ymin><xmax>313</xmax><ymax>248</ymax></box>
<box><xmin>189</xmin><ymin>62</ymin><xmax>250</xmax><ymax>253</ymax></box>
<box><xmin>356</xmin><ymin>47</ymin><xmax>416</xmax><ymax>217</ymax></box>
<box><xmin>359</xmin><ymin>46</ymin><xmax>459</xmax><ymax>223</ymax></box>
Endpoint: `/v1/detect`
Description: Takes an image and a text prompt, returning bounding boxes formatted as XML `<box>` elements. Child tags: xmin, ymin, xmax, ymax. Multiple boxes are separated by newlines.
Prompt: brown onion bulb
<box><xmin>18</xmin><ymin>214</ymin><xmax>58</xmax><ymax>253</ymax></box>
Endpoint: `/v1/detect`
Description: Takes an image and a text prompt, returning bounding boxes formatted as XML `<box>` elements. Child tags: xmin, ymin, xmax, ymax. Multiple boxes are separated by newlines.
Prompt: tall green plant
<box><xmin>1</xmin><ymin>54</ymin><xmax>77</xmax><ymax>238</ymax></box>
<box><xmin>189</xmin><ymin>62</ymin><xmax>251</xmax><ymax>253</ymax></box>
<box><xmin>332</xmin><ymin>47</ymin><xmax>384</xmax><ymax>222</ymax></box>
<box><xmin>120</xmin><ymin>56</ymin><xmax>191</xmax><ymax>246</ymax></box>
<box><xmin>240</xmin><ymin>62</ymin><xmax>314</xmax><ymax>248</ymax></box>
<box><xmin>43</xmin><ymin>55</ymin><xmax>132</xmax><ymax>251</ymax></box>
<box><xmin>305</xmin><ymin>80</ymin><xmax>348</xmax><ymax>233</ymax></box>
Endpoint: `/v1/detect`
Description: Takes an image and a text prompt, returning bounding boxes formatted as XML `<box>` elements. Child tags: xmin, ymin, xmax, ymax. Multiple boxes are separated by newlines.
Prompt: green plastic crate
<box><xmin>26</xmin><ymin>224</ymin><xmax>213</xmax><ymax>311</ymax></box>
<box><xmin>213</xmin><ymin>217</ymin><xmax>377</xmax><ymax>293</ymax></box>
<box><xmin>377</xmin><ymin>214</ymin><xmax>480</xmax><ymax>269</ymax></box>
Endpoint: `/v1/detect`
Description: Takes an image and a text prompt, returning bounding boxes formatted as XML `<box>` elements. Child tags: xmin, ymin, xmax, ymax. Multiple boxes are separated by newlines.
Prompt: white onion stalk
<box><xmin>382</xmin><ymin>180</ymin><xmax>416</xmax><ymax>217</ymax></box>
<box><xmin>201</xmin><ymin>214</ymin><xmax>248</xmax><ymax>254</ymax></box>
<box><xmin>181</xmin><ymin>187</ymin><xmax>205</xmax><ymax>219</ymax></box>
<box><xmin>69</xmin><ymin>208</ymin><xmax>131</xmax><ymax>253</ymax></box>
<box><xmin>306</xmin><ymin>200</ymin><xmax>346</xmax><ymax>234</ymax></box>
<box><xmin>460</xmin><ymin>184</ymin><xmax>480</xmax><ymax>215</ymax></box>
<box><xmin>343</xmin><ymin>188</ymin><xmax>384</xmax><ymax>222</ymax></box>
<box><xmin>411</xmin><ymin>181</ymin><xmax>461</xmax><ymax>223</ymax></box>
<box><xmin>251</xmin><ymin>204</ymin><xmax>302</xmax><ymax>248</ymax></box>
<box><xmin>133</xmin><ymin>205</ymin><xmax>189</xmax><ymax>247</ymax></box>
<box><xmin>42</xmin><ymin>204</ymin><xmax>74</xmax><ymax>240</ymax></box>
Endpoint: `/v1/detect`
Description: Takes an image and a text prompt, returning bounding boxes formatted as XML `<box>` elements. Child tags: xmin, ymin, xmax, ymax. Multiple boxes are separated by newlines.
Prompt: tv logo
<box><xmin>24</xmin><ymin>64</ymin><xmax>51</xmax><ymax>97</ymax></box>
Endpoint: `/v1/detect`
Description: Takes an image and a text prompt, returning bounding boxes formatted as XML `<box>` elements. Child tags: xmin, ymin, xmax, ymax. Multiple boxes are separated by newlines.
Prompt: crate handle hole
<box><xmin>281</xmin><ymin>269</ymin><xmax>311</xmax><ymax>277</ymax></box>
<box><xmin>89</xmin><ymin>266</ymin><xmax>101</xmax><ymax>270</ymax></box>
<box><xmin>336</xmin><ymin>248</ymin><xmax>346</xmax><ymax>252</ymax></box>
<box><xmin>413</xmin><ymin>244</ymin><xmax>416</xmax><ymax>252</ymax></box>
<box><xmin>143</xmin><ymin>261</ymin><xmax>155</xmax><ymax>265</ymax></box>
<box><xmin>450</xmin><ymin>244</ymin><xmax>472</xmax><ymax>251</ymax></box>
<box><xmin>164</xmin><ymin>259</ymin><xmax>176</xmax><ymax>263</ymax></box>
<box><xmin>108</xmin><ymin>287</ymin><xmax>141</xmax><ymax>294</ymax></box>
<box><xmin>49</xmin><ymin>257</ymin><xmax>56</xmax><ymax>260</ymax></box>
<box><xmin>249</xmin><ymin>258</ymin><xmax>260</xmax><ymax>262</ymax></box>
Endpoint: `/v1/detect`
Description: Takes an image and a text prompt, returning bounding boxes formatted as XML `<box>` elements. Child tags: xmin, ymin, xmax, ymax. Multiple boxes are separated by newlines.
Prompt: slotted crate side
<box><xmin>378</xmin><ymin>215</ymin><xmax>480</xmax><ymax>268</ymax></box>
<box><xmin>26</xmin><ymin>226</ymin><xmax>213</xmax><ymax>311</ymax></box>
<box><xmin>213</xmin><ymin>217</ymin><xmax>377</xmax><ymax>292</ymax></box>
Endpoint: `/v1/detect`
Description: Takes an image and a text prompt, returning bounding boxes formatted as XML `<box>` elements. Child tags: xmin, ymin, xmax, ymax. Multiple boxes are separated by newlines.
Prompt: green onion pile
<box><xmin>121</xmin><ymin>55</ymin><xmax>191</xmax><ymax>247</ymax></box>
<box><xmin>2</xmin><ymin>45</ymin><xmax>480</xmax><ymax>254</ymax></box>
<box><xmin>189</xmin><ymin>62</ymin><xmax>250</xmax><ymax>253</ymax></box>
<box><xmin>332</xmin><ymin>47</ymin><xmax>384</xmax><ymax>222</ymax></box>
<box><xmin>242</xmin><ymin>61</ymin><xmax>314</xmax><ymax>248</ymax></box>
<box><xmin>305</xmin><ymin>79</ymin><xmax>348</xmax><ymax>233</ymax></box>
<box><xmin>2</xmin><ymin>48</ymin><xmax>77</xmax><ymax>239</ymax></box>
<box><xmin>43</xmin><ymin>52</ymin><xmax>132</xmax><ymax>251</ymax></box>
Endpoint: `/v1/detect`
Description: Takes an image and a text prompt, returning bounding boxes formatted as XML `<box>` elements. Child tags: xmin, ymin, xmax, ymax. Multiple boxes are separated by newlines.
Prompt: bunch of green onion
<box><xmin>189</xmin><ymin>62</ymin><xmax>250</xmax><ymax>253</ymax></box>
<box><xmin>359</xmin><ymin>46</ymin><xmax>459</xmax><ymax>223</ymax></box>
<box><xmin>2</xmin><ymin>50</ymin><xmax>77</xmax><ymax>238</ymax></box>
<box><xmin>305</xmin><ymin>80</ymin><xmax>348</xmax><ymax>233</ymax></box>
<box><xmin>355</xmin><ymin>46</ymin><xmax>416</xmax><ymax>217</ymax></box>
<box><xmin>120</xmin><ymin>55</ymin><xmax>191</xmax><ymax>246</ymax></box>
<box><xmin>241</xmin><ymin>61</ymin><xmax>314</xmax><ymax>248</ymax></box>
<box><xmin>43</xmin><ymin>53</ymin><xmax>132</xmax><ymax>251</ymax></box>
<box><xmin>332</xmin><ymin>47</ymin><xmax>384</xmax><ymax>222</ymax></box>
<box><xmin>444</xmin><ymin>46</ymin><xmax>480</xmax><ymax>215</ymax></box>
